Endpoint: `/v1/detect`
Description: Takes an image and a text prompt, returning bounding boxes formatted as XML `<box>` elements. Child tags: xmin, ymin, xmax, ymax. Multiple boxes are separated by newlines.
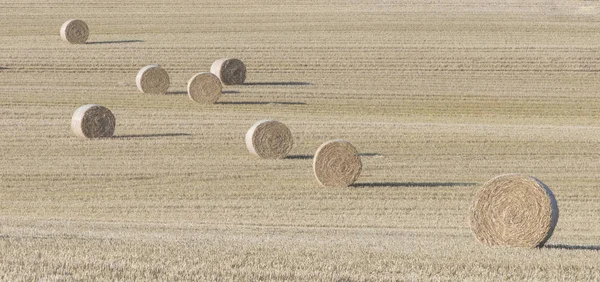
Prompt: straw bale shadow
<box><xmin>218</xmin><ymin>101</ymin><xmax>306</xmax><ymax>105</ymax></box>
<box><xmin>352</xmin><ymin>182</ymin><xmax>478</xmax><ymax>188</ymax></box>
<box><xmin>545</xmin><ymin>244</ymin><xmax>600</xmax><ymax>251</ymax></box>
<box><xmin>87</xmin><ymin>40</ymin><xmax>144</xmax><ymax>45</ymax></box>
<box><xmin>165</xmin><ymin>91</ymin><xmax>188</xmax><ymax>95</ymax></box>
<box><xmin>287</xmin><ymin>152</ymin><xmax>381</xmax><ymax>160</ymax></box>
<box><xmin>113</xmin><ymin>133</ymin><xmax>192</xmax><ymax>139</ymax></box>
<box><xmin>166</xmin><ymin>90</ymin><xmax>239</xmax><ymax>95</ymax></box>
<box><xmin>286</xmin><ymin>155</ymin><xmax>313</xmax><ymax>160</ymax></box>
<box><xmin>243</xmin><ymin>82</ymin><xmax>312</xmax><ymax>86</ymax></box>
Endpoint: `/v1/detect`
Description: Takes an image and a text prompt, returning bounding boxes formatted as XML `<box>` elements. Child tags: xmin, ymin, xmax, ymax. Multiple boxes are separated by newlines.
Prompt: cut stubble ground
<box><xmin>1</xmin><ymin>0</ymin><xmax>600</xmax><ymax>280</ymax></box>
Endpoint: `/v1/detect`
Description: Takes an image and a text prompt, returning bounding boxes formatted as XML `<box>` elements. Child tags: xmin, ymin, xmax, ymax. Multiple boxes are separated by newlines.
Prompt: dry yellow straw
<box><xmin>313</xmin><ymin>140</ymin><xmax>362</xmax><ymax>187</ymax></box>
<box><xmin>60</xmin><ymin>19</ymin><xmax>89</xmax><ymax>44</ymax></box>
<box><xmin>470</xmin><ymin>174</ymin><xmax>559</xmax><ymax>248</ymax></box>
<box><xmin>136</xmin><ymin>65</ymin><xmax>170</xmax><ymax>94</ymax></box>
<box><xmin>71</xmin><ymin>104</ymin><xmax>116</xmax><ymax>138</ymax></box>
<box><xmin>187</xmin><ymin>72</ymin><xmax>222</xmax><ymax>104</ymax></box>
<box><xmin>245</xmin><ymin>120</ymin><xmax>293</xmax><ymax>159</ymax></box>
<box><xmin>210</xmin><ymin>58</ymin><xmax>246</xmax><ymax>85</ymax></box>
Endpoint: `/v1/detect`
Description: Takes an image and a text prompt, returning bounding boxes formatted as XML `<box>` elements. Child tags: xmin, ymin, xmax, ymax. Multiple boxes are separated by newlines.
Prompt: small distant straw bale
<box><xmin>187</xmin><ymin>72</ymin><xmax>222</xmax><ymax>104</ymax></box>
<box><xmin>60</xmin><ymin>19</ymin><xmax>89</xmax><ymax>44</ymax></box>
<box><xmin>470</xmin><ymin>174</ymin><xmax>559</xmax><ymax>248</ymax></box>
<box><xmin>71</xmin><ymin>104</ymin><xmax>116</xmax><ymax>138</ymax></box>
<box><xmin>313</xmin><ymin>140</ymin><xmax>362</xmax><ymax>187</ymax></box>
<box><xmin>210</xmin><ymin>58</ymin><xmax>246</xmax><ymax>85</ymax></box>
<box><xmin>245</xmin><ymin>120</ymin><xmax>293</xmax><ymax>159</ymax></box>
<box><xmin>136</xmin><ymin>65</ymin><xmax>170</xmax><ymax>94</ymax></box>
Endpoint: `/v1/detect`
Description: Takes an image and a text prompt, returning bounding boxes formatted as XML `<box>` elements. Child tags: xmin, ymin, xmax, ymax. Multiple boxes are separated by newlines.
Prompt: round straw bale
<box><xmin>60</xmin><ymin>19</ymin><xmax>89</xmax><ymax>44</ymax></box>
<box><xmin>470</xmin><ymin>174</ymin><xmax>559</xmax><ymax>248</ymax></box>
<box><xmin>313</xmin><ymin>140</ymin><xmax>362</xmax><ymax>187</ymax></box>
<box><xmin>187</xmin><ymin>72</ymin><xmax>222</xmax><ymax>104</ymax></box>
<box><xmin>136</xmin><ymin>65</ymin><xmax>170</xmax><ymax>94</ymax></box>
<box><xmin>210</xmin><ymin>58</ymin><xmax>246</xmax><ymax>85</ymax></box>
<box><xmin>245</xmin><ymin>120</ymin><xmax>293</xmax><ymax>159</ymax></box>
<box><xmin>71</xmin><ymin>104</ymin><xmax>116</xmax><ymax>138</ymax></box>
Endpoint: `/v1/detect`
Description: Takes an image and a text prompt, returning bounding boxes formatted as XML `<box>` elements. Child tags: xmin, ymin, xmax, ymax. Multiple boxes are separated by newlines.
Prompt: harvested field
<box><xmin>1</xmin><ymin>0</ymin><xmax>600</xmax><ymax>280</ymax></box>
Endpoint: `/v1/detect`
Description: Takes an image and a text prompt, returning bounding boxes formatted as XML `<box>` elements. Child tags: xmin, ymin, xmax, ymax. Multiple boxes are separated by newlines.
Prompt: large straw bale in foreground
<box><xmin>470</xmin><ymin>174</ymin><xmax>559</xmax><ymax>248</ymax></box>
<box><xmin>245</xmin><ymin>120</ymin><xmax>293</xmax><ymax>159</ymax></box>
<box><xmin>187</xmin><ymin>72</ymin><xmax>222</xmax><ymax>104</ymax></box>
<box><xmin>210</xmin><ymin>58</ymin><xmax>246</xmax><ymax>85</ymax></box>
<box><xmin>60</xmin><ymin>19</ymin><xmax>89</xmax><ymax>44</ymax></box>
<box><xmin>313</xmin><ymin>140</ymin><xmax>362</xmax><ymax>187</ymax></box>
<box><xmin>71</xmin><ymin>104</ymin><xmax>115</xmax><ymax>138</ymax></box>
<box><xmin>136</xmin><ymin>65</ymin><xmax>170</xmax><ymax>94</ymax></box>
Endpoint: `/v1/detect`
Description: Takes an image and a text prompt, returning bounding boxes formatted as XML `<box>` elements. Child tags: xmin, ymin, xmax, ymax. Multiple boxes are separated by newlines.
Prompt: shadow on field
<box><xmin>166</xmin><ymin>90</ymin><xmax>239</xmax><ymax>95</ymax></box>
<box><xmin>545</xmin><ymin>244</ymin><xmax>600</xmax><ymax>251</ymax></box>
<box><xmin>352</xmin><ymin>182</ymin><xmax>478</xmax><ymax>188</ymax></box>
<box><xmin>286</xmin><ymin>155</ymin><xmax>313</xmax><ymax>160</ymax></box>
<box><xmin>113</xmin><ymin>133</ymin><xmax>192</xmax><ymax>139</ymax></box>
<box><xmin>243</xmin><ymin>82</ymin><xmax>312</xmax><ymax>86</ymax></box>
<box><xmin>166</xmin><ymin>91</ymin><xmax>188</xmax><ymax>95</ymax></box>
<box><xmin>87</xmin><ymin>40</ymin><xmax>144</xmax><ymax>45</ymax></box>
<box><xmin>286</xmin><ymin>153</ymin><xmax>381</xmax><ymax>160</ymax></box>
<box><xmin>217</xmin><ymin>101</ymin><xmax>306</xmax><ymax>106</ymax></box>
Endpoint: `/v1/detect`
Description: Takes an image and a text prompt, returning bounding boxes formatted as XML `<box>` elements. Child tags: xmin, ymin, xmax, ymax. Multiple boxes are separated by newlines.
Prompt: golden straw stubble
<box><xmin>245</xmin><ymin>120</ymin><xmax>293</xmax><ymax>159</ymax></box>
<box><xmin>136</xmin><ymin>65</ymin><xmax>170</xmax><ymax>94</ymax></box>
<box><xmin>187</xmin><ymin>72</ymin><xmax>222</xmax><ymax>104</ymax></box>
<box><xmin>210</xmin><ymin>58</ymin><xmax>246</xmax><ymax>85</ymax></box>
<box><xmin>313</xmin><ymin>140</ymin><xmax>362</xmax><ymax>187</ymax></box>
<box><xmin>470</xmin><ymin>174</ymin><xmax>559</xmax><ymax>248</ymax></box>
<box><xmin>60</xmin><ymin>19</ymin><xmax>89</xmax><ymax>44</ymax></box>
<box><xmin>71</xmin><ymin>104</ymin><xmax>116</xmax><ymax>139</ymax></box>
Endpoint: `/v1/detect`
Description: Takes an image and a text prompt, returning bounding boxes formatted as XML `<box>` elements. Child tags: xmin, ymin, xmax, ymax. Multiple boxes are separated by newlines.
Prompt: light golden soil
<box><xmin>1</xmin><ymin>0</ymin><xmax>600</xmax><ymax>280</ymax></box>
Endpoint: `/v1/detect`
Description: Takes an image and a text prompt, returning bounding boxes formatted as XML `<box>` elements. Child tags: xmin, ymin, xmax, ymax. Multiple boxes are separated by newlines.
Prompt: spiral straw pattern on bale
<box><xmin>71</xmin><ymin>104</ymin><xmax>116</xmax><ymax>139</ymax></box>
<box><xmin>60</xmin><ymin>19</ymin><xmax>89</xmax><ymax>44</ymax></box>
<box><xmin>470</xmin><ymin>174</ymin><xmax>559</xmax><ymax>248</ymax></box>
<box><xmin>136</xmin><ymin>65</ymin><xmax>170</xmax><ymax>94</ymax></box>
<box><xmin>245</xmin><ymin>120</ymin><xmax>293</xmax><ymax>159</ymax></box>
<box><xmin>187</xmin><ymin>72</ymin><xmax>222</xmax><ymax>104</ymax></box>
<box><xmin>210</xmin><ymin>58</ymin><xmax>246</xmax><ymax>85</ymax></box>
<box><xmin>313</xmin><ymin>140</ymin><xmax>362</xmax><ymax>187</ymax></box>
